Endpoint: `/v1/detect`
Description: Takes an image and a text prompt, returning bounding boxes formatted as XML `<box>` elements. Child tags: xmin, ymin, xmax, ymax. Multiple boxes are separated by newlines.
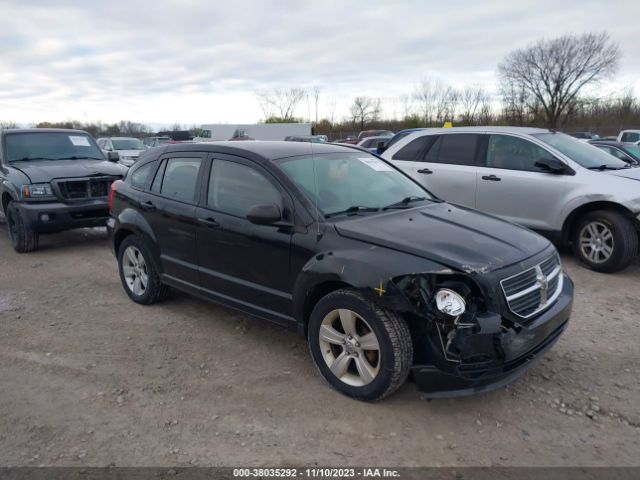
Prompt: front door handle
<box><xmin>141</xmin><ymin>200</ymin><xmax>157</xmax><ymax>211</ymax></box>
<box><xmin>198</xmin><ymin>217</ymin><xmax>220</xmax><ymax>228</ymax></box>
<box><xmin>417</xmin><ymin>168</ymin><xmax>433</xmax><ymax>174</ymax></box>
<box><xmin>481</xmin><ymin>174</ymin><xmax>501</xmax><ymax>182</ymax></box>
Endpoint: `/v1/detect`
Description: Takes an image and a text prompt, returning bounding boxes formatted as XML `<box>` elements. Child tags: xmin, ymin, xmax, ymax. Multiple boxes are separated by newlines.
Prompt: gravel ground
<box><xmin>0</xmin><ymin>219</ymin><xmax>638</xmax><ymax>468</ymax></box>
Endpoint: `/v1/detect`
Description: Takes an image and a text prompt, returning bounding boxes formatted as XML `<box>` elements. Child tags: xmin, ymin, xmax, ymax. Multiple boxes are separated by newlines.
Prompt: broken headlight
<box><xmin>435</xmin><ymin>288</ymin><xmax>466</xmax><ymax>316</ymax></box>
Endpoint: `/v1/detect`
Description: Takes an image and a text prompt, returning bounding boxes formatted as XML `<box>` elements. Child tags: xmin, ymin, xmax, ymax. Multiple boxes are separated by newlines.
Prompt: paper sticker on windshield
<box><xmin>358</xmin><ymin>157</ymin><xmax>393</xmax><ymax>171</ymax></box>
<box><xmin>69</xmin><ymin>136</ymin><xmax>90</xmax><ymax>147</ymax></box>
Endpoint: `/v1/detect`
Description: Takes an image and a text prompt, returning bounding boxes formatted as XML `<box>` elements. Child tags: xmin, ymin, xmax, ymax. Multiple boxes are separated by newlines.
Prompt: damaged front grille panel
<box><xmin>54</xmin><ymin>176</ymin><xmax>120</xmax><ymax>201</ymax></box>
<box><xmin>500</xmin><ymin>255</ymin><xmax>563</xmax><ymax>320</ymax></box>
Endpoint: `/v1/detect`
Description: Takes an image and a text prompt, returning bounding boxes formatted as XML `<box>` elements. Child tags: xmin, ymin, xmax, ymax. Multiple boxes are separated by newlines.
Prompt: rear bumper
<box><xmin>15</xmin><ymin>200</ymin><xmax>110</xmax><ymax>233</ymax></box>
<box><xmin>413</xmin><ymin>273</ymin><xmax>573</xmax><ymax>398</ymax></box>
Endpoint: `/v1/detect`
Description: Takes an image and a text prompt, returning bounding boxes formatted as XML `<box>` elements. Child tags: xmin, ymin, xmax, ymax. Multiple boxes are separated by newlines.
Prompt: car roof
<box><xmin>159</xmin><ymin>140</ymin><xmax>359</xmax><ymax>162</ymax></box>
<box><xmin>0</xmin><ymin>128</ymin><xmax>90</xmax><ymax>135</ymax></box>
<box><xmin>407</xmin><ymin>126</ymin><xmax>552</xmax><ymax>135</ymax></box>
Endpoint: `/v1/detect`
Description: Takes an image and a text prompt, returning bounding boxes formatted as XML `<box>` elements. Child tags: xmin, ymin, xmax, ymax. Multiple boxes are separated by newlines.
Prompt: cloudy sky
<box><xmin>1</xmin><ymin>0</ymin><xmax>638</xmax><ymax>127</ymax></box>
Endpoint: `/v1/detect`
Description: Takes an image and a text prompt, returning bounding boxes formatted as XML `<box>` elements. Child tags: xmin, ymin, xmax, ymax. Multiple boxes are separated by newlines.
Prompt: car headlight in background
<box><xmin>435</xmin><ymin>288</ymin><xmax>466</xmax><ymax>316</ymax></box>
<box><xmin>22</xmin><ymin>184</ymin><xmax>55</xmax><ymax>200</ymax></box>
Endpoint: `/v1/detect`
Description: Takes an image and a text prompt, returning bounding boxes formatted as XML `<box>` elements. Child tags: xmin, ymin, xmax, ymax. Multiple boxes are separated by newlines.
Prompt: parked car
<box><xmin>284</xmin><ymin>135</ymin><xmax>327</xmax><ymax>143</ymax></box>
<box><xmin>357</xmin><ymin>135</ymin><xmax>392</xmax><ymax>152</ymax></box>
<box><xmin>377</xmin><ymin>128</ymin><xmax>428</xmax><ymax>154</ymax></box>
<box><xmin>97</xmin><ymin>137</ymin><xmax>147</xmax><ymax>167</ymax></box>
<box><xmin>107</xmin><ymin>141</ymin><xmax>572</xmax><ymax>400</ymax></box>
<box><xmin>617</xmin><ymin>130</ymin><xmax>640</xmax><ymax>144</ymax></box>
<box><xmin>588</xmin><ymin>140</ymin><xmax>640</xmax><ymax>165</ymax></box>
<box><xmin>567</xmin><ymin>132</ymin><xmax>600</xmax><ymax>141</ymax></box>
<box><xmin>0</xmin><ymin>129</ymin><xmax>127</xmax><ymax>252</ymax></box>
<box><xmin>381</xmin><ymin>127</ymin><xmax>640</xmax><ymax>273</ymax></box>
<box><xmin>334</xmin><ymin>136</ymin><xmax>359</xmax><ymax>145</ymax></box>
<box><xmin>357</xmin><ymin>129</ymin><xmax>394</xmax><ymax>141</ymax></box>
<box><xmin>143</xmin><ymin>136</ymin><xmax>172</xmax><ymax>148</ymax></box>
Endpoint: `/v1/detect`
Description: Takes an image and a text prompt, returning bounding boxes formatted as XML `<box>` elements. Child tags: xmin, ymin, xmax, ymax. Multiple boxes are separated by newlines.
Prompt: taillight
<box><xmin>108</xmin><ymin>181</ymin><xmax>117</xmax><ymax>212</ymax></box>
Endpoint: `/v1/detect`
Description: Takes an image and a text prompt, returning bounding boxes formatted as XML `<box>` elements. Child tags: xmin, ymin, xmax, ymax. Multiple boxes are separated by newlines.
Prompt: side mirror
<box><xmin>535</xmin><ymin>157</ymin><xmax>567</xmax><ymax>174</ymax></box>
<box><xmin>107</xmin><ymin>151</ymin><xmax>120</xmax><ymax>162</ymax></box>
<box><xmin>246</xmin><ymin>203</ymin><xmax>282</xmax><ymax>225</ymax></box>
<box><xmin>376</xmin><ymin>141</ymin><xmax>387</xmax><ymax>154</ymax></box>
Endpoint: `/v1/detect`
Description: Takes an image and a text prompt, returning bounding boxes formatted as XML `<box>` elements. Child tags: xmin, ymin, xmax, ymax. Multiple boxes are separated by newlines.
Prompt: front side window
<box><xmin>486</xmin><ymin>135</ymin><xmax>553</xmax><ymax>172</ymax></box>
<box><xmin>426</xmin><ymin>134</ymin><xmax>479</xmax><ymax>166</ymax></box>
<box><xmin>4</xmin><ymin>132</ymin><xmax>104</xmax><ymax>162</ymax></box>
<box><xmin>621</xmin><ymin>132</ymin><xmax>640</xmax><ymax>143</ymax></box>
<box><xmin>154</xmin><ymin>158</ymin><xmax>201</xmax><ymax>203</ymax></box>
<box><xmin>208</xmin><ymin>160</ymin><xmax>281</xmax><ymax>217</ymax></box>
<box><xmin>276</xmin><ymin>152</ymin><xmax>430</xmax><ymax>216</ymax></box>
<box><xmin>533</xmin><ymin>133</ymin><xmax>628</xmax><ymax>169</ymax></box>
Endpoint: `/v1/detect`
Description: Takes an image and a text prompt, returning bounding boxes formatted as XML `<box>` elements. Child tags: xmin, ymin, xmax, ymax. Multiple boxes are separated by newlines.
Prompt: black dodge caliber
<box><xmin>107</xmin><ymin>141</ymin><xmax>573</xmax><ymax>401</ymax></box>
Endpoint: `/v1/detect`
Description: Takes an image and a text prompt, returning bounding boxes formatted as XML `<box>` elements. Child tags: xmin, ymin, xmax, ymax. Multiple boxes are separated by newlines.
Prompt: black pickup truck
<box><xmin>0</xmin><ymin>128</ymin><xmax>127</xmax><ymax>252</ymax></box>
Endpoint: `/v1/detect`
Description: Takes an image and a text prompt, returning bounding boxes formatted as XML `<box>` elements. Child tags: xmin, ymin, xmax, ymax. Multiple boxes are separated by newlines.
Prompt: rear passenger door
<box><xmin>475</xmin><ymin>134</ymin><xmax>567</xmax><ymax>230</ymax></box>
<box><xmin>390</xmin><ymin>133</ymin><xmax>480</xmax><ymax>208</ymax></box>
<box><xmin>140</xmin><ymin>154</ymin><xmax>206</xmax><ymax>285</ymax></box>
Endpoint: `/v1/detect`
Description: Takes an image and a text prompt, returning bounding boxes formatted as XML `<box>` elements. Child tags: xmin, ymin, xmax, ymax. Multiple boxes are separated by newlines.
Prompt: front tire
<box><xmin>117</xmin><ymin>235</ymin><xmax>169</xmax><ymax>304</ymax></box>
<box><xmin>308</xmin><ymin>289</ymin><xmax>413</xmax><ymax>401</ymax></box>
<box><xmin>6</xmin><ymin>202</ymin><xmax>38</xmax><ymax>253</ymax></box>
<box><xmin>573</xmin><ymin>210</ymin><xmax>638</xmax><ymax>273</ymax></box>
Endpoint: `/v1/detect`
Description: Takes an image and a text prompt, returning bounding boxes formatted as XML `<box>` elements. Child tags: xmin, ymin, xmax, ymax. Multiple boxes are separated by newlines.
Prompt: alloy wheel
<box><xmin>122</xmin><ymin>246</ymin><xmax>148</xmax><ymax>296</ymax></box>
<box><xmin>318</xmin><ymin>308</ymin><xmax>381</xmax><ymax>387</ymax></box>
<box><xmin>579</xmin><ymin>221</ymin><xmax>614</xmax><ymax>264</ymax></box>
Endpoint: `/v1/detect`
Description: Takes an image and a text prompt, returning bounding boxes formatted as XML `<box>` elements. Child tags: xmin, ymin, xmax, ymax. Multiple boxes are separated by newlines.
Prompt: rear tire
<box><xmin>117</xmin><ymin>235</ymin><xmax>169</xmax><ymax>304</ymax></box>
<box><xmin>573</xmin><ymin>210</ymin><xmax>638</xmax><ymax>273</ymax></box>
<box><xmin>308</xmin><ymin>289</ymin><xmax>413</xmax><ymax>401</ymax></box>
<box><xmin>6</xmin><ymin>202</ymin><xmax>38</xmax><ymax>253</ymax></box>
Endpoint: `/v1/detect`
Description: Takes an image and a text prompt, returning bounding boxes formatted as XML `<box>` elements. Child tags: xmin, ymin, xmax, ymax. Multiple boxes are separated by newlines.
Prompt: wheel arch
<box><xmin>2</xmin><ymin>191</ymin><xmax>14</xmax><ymax>215</ymax></box>
<box><xmin>297</xmin><ymin>280</ymin><xmax>352</xmax><ymax>338</ymax></box>
<box><xmin>562</xmin><ymin>201</ymin><xmax>639</xmax><ymax>243</ymax></box>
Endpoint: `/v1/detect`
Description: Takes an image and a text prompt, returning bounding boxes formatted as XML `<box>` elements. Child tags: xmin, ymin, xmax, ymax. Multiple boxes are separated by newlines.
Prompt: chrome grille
<box><xmin>500</xmin><ymin>255</ymin><xmax>563</xmax><ymax>319</ymax></box>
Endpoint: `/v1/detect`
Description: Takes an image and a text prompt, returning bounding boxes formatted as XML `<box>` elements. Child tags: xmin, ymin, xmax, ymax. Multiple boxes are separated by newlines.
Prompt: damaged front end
<box><xmin>391</xmin><ymin>263</ymin><xmax>573</xmax><ymax>398</ymax></box>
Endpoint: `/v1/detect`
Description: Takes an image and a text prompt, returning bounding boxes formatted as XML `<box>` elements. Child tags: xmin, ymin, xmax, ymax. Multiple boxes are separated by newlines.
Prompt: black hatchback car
<box><xmin>107</xmin><ymin>142</ymin><xmax>573</xmax><ymax>400</ymax></box>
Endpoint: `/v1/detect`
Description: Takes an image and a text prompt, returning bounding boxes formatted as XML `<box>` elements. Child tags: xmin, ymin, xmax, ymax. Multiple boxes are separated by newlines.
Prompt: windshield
<box><xmin>533</xmin><ymin>132</ymin><xmax>629</xmax><ymax>169</ymax></box>
<box><xmin>5</xmin><ymin>132</ymin><xmax>104</xmax><ymax>162</ymax></box>
<box><xmin>276</xmin><ymin>152</ymin><xmax>431</xmax><ymax>217</ymax></box>
<box><xmin>112</xmin><ymin>138</ymin><xmax>145</xmax><ymax>150</ymax></box>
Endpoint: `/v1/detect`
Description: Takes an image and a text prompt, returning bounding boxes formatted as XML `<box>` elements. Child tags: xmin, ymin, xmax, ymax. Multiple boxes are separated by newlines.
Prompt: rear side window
<box><xmin>425</xmin><ymin>134</ymin><xmax>479</xmax><ymax>166</ymax></box>
<box><xmin>208</xmin><ymin>160</ymin><xmax>281</xmax><ymax>217</ymax></box>
<box><xmin>129</xmin><ymin>162</ymin><xmax>156</xmax><ymax>189</ymax></box>
<box><xmin>485</xmin><ymin>135</ymin><xmax>552</xmax><ymax>172</ymax></box>
<box><xmin>392</xmin><ymin>136</ymin><xmax>433</xmax><ymax>161</ymax></box>
<box><xmin>151</xmin><ymin>158</ymin><xmax>202</xmax><ymax>203</ymax></box>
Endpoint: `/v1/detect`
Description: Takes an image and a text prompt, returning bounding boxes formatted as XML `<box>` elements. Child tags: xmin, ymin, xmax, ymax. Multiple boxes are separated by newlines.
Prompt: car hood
<box><xmin>604</xmin><ymin>167</ymin><xmax>640</xmax><ymax>181</ymax></box>
<box><xmin>333</xmin><ymin>202</ymin><xmax>551</xmax><ymax>273</ymax></box>
<box><xmin>11</xmin><ymin>159</ymin><xmax>126</xmax><ymax>184</ymax></box>
<box><xmin>115</xmin><ymin>149</ymin><xmax>145</xmax><ymax>157</ymax></box>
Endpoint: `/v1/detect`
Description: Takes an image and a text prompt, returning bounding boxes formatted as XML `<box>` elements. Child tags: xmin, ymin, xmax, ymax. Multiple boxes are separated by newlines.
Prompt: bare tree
<box><xmin>500</xmin><ymin>77</ymin><xmax>530</xmax><ymax>125</ymax></box>
<box><xmin>398</xmin><ymin>94</ymin><xmax>414</xmax><ymax>120</ymax></box>
<box><xmin>413</xmin><ymin>78</ymin><xmax>437</xmax><ymax>126</ymax></box>
<box><xmin>0</xmin><ymin>121</ymin><xmax>17</xmax><ymax>129</ymax></box>
<box><xmin>255</xmin><ymin>88</ymin><xmax>306</xmax><ymax>122</ymax></box>
<box><xmin>498</xmin><ymin>32</ymin><xmax>621</xmax><ymax>128</ymax></box>
<box><xmin>414</xmin><ymin>78</ymin><xmax>458</xmax><ymax>125</ymax></box>
<box><xmin>349</xmin><ymin>97</ymin><xmax>381</xmax><ymax>130</ymax></box>
<box><xmin>312</xmin><ymin>86</ymin><xmax>321</xmax><ymax>125</ymax></box>
<box><xmin>325</xmin><ymin>97</ymin><xmax>337</xmax><ymax>125</ymax></box>
<box><xmin>459</xmin><ymin>86</ymin><xmax>489</xmax><ymax>125</ymax></box>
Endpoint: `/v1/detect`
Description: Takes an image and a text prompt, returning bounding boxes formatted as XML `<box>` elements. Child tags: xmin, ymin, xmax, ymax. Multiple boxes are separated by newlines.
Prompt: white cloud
<box><xmin>0</xmin><ymin>0</ymin><xmax>638</xmax><ymax>125</ymax></box>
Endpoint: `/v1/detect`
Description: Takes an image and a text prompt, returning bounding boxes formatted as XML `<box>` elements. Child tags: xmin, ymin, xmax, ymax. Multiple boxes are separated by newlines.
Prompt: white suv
<box><xmin>382</xmin><ymin>127</ymin><xmax>640</xmax><ymax>272</ymax></box>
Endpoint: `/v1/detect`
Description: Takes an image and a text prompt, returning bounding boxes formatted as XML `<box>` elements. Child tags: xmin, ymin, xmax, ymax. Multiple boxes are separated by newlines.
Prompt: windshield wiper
<box><xmin>324</xmin><ymin>205</ymin><xmax>380</xmax><ymax>218</ymax></box>
<box><xmin>10</xmin><ymin>156</ymin><xmax>59</xmax><ymax>162</ymax></box>
<box><xmin>587</xmin><ymin>164</ymin><xmax>625</xmax><ymax>171</ymax></box>
<box><xmin>382</xmin><ymin>196</ymin><xmax>429</xmax><ymax>210</ymax></box>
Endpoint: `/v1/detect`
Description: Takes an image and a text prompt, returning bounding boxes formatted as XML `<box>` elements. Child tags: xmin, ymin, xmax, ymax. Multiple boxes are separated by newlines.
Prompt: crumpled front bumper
<box><xmin>413</xmin><ymin>273</ymin><xmax>573</xmax><ymax>398</ymax></box>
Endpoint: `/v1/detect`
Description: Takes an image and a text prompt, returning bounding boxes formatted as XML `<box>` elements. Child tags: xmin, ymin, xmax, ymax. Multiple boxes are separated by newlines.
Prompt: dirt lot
<box><xmin>0</xmin><ymin>218</ymin><xmax>638</xmax><ymax>468</ymax></box>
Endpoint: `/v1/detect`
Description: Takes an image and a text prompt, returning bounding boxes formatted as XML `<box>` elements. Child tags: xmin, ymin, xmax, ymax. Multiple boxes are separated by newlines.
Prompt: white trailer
<box><xmin>198</xmin><ymin>123</ymin><xmax>312</xmax><ymax>141</ymax></box>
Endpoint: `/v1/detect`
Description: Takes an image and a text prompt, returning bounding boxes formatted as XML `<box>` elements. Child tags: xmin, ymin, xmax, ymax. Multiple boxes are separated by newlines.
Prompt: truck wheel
<box><xmin>6</xmin><ymin>202</ymin><xmax>38</xmax><ymax>253</ymax></box>
<box><xmin>117</xmin><ymin>235</ymin><xmax>169</xmax><ymax>304</ymax></box>
<box><xmin>573</xmin><ymin>210</ymin><xmax>638</xmax><ymax>273</ymax></box>
<box><xmin>308</xmin><ymin>289</ymin><xmax>413</xmax><ymax>401</ymax></box>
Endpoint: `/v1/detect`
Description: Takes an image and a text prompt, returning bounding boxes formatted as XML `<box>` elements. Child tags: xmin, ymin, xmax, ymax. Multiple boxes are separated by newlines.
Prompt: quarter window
<box><xmin>486</xmin><ymin>135</ymin><xmax>552</xmax><ymax>172</ymax></box>
<box><xmin>153</xmin><ymin>158</ymin><xmax>201</xmax><ymax>203</ymax></box>
<box><xmin>129</xmin><ymin>161</ymin><xmax>156</xmax><ymax>189</ymax></box>
<box><xmin>208</xmin><ymin>160</ymin><xmax>281</xmax><ymax>217</ymax></box>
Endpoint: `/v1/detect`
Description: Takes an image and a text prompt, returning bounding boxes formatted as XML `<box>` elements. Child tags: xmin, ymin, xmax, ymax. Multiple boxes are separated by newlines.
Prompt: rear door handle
<box><xmin>141</xmin><ymin>200</ymin><xmax>157</xmax><ymax>211</ymax></box>
<box><xmin>481</xmin><ymin>174</ymin><xmax>501</xmax><ymax>182</ymax></box>
<box><xmin>417</xmin><ymin>168</ymin><xmax>433</xmax><ymax>174</ymax></box>
<box><xmin>198</xmin><ymin>217</ymin><xmax>219</xmax><ymax>228</ymax></box>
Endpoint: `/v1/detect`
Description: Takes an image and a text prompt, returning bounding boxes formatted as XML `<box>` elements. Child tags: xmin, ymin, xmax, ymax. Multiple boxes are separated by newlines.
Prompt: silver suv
<box><xmin>381</xmin><ymin>127</ymin><xmax>640</xmax><ymax>273</ymax></box>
